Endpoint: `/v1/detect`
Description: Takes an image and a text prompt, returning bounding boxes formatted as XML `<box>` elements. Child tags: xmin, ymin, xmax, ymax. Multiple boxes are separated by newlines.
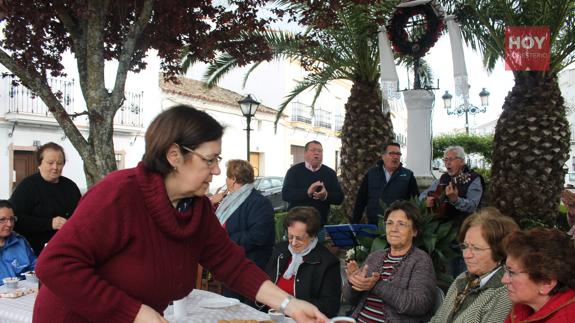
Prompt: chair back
<box><xmin>432</xmin><ymin>286</ymin><xmax>445</xmax><ymax>315</ymax></box>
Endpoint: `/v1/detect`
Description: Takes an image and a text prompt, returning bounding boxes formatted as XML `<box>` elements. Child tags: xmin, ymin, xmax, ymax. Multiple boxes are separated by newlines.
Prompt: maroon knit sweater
<box><xmin>33</xmin><ymin>162</ymin><xmax>268</xmax><ymax>322</ymax></box>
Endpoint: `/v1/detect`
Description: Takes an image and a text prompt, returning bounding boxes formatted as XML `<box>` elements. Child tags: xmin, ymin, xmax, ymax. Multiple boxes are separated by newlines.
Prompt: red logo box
<box><xmin>505</xmin><ymin>26</ymin><xmax>550</xmax><ymax>71</ymax></box>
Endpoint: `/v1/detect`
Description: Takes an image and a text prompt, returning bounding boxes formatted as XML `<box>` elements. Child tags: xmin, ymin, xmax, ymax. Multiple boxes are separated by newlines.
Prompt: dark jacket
<box><xmin>264</xmin><ymin>241</ymin><xmax>342</xmax><ymax>317</ymax></box>
<box><xmin>225</xmin><ymin>189</ymin><xmax>275</xmax><ymax>270</ymax></box>
<box><xmin>352</xmin><ymin>161</ymin><xmax>419</xmax><ymax>224</ymax></box>
<box><xmin>343</xmin><ymin>247</ymin><xmax>436</xmax><ymax>323</ymax></box>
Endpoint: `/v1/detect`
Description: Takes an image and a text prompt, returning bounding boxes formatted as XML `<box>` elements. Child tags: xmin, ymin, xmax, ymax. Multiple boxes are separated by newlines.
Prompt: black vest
<box><xmin>438</xmin><ymin>171</ymin><xmax>481</xmax><ymax>228</ymax></box>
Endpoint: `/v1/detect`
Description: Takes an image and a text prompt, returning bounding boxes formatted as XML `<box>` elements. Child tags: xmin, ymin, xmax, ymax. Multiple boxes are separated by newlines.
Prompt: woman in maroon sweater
<box><xmin>33</xmin><ymin>105</ymin><xmax>327</xmax><ymax>323</ymax></box>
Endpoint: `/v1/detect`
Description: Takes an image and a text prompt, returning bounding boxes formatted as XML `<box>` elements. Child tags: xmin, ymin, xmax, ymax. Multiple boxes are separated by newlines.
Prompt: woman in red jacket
<box><xmin>502</xmin><ymin>228</ymin><xmax>575</xmax><ymax>323</ymax></box>
<box><xmin>33</xmin><ymin>105</ymin><xmax>327</xmax><ymax>323</ymax></box>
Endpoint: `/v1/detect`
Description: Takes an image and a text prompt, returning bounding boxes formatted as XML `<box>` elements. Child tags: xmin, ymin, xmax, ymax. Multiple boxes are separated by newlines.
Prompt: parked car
<box><xmin>215</xmin><ymin>176</ymin><xmax>288</xmax><ymax>212</ymax></box>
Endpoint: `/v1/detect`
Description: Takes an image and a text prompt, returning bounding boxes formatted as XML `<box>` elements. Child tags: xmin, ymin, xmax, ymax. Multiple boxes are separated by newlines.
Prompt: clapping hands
<box><xmin>345</xmin><ymin>261</ymin><xmax>380</xmax><ymax>292</ymax></box>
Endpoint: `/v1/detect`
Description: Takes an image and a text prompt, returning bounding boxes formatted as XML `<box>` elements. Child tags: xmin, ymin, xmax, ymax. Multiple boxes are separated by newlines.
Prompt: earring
<box><xmin>173</xmin><ymin>166</ymin><xmax>177</xmax><ymax>172</ymax></box>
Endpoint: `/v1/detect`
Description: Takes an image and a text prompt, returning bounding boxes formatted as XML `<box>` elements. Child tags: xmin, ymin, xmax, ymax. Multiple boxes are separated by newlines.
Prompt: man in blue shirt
<box><xmin>0</xmin><ymin>200</ymin><xmax>36</xmax><ymax>283</ymax></box>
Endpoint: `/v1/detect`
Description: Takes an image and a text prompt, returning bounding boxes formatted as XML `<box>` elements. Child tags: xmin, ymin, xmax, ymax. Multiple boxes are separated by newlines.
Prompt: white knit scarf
<box><xmin>215</xmin><ymin>183</ymin><xmax>254</xmax><ymax>224</ymax></box>
<box><xmin>283</xmin><ymin>237</ymin><xmax>318</xmax><ymax>279</ymax></box>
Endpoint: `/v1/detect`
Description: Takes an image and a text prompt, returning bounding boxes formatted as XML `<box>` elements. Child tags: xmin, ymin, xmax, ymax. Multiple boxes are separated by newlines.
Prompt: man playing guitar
<box><xmin>419</xmin><ymin>146</ymin><xmax>483</xmax><ymax>276</ymax></box>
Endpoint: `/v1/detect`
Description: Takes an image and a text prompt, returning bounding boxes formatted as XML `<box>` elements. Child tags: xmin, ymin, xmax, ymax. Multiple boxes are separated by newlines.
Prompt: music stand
<box><xmin>324</xmin><ymin>224</ymin><xmax>378</xmax><ymax>260</ymax></box>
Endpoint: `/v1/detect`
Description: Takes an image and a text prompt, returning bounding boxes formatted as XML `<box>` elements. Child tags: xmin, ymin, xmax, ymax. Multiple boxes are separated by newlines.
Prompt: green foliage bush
<box><xmin>433</xmin><ymin>133</ymin><xmax>493</xmax><ymax>164</ymax></box>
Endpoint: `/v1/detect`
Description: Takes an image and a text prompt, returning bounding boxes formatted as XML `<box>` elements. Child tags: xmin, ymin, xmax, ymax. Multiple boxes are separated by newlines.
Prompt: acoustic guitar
<box><xmin>428</xmin><ymin>172</ymin><xmax>472</xmax><ymax>218</ymax></box>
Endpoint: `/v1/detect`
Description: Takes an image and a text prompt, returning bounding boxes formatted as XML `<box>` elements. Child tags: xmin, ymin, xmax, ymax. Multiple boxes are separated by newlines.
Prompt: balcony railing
<box><xmin>335</xmin><ymin>114</ymin><xmax>344</xmax><ymax>132</ymax></box>
<box><xmin>290</xmin><ymin>102</ymin><xmax>341</xmax><ymax>131</ymax></box>
<box><xmin>4</xmin><ymin>75</ymin><xmax>143</xmax><ymax>128</ymax></box>
<box><xmin>313</xmin><ymin>108</ymin><xmax>332</xmax><ymax>129</ymax></box>
<box><xmin>290</xmin><ymin>102</ymin><xmax>312</xmax><ymax>124</ymax></box>
<box><xmin>114</xmin><ymin>91</ymin><xmax>144</xmax><ymax>128</ymax></box>
<box><xmin>6</xmin><ymin>76</ymin><xmax>75</xmax><ymax>116</ymax></box>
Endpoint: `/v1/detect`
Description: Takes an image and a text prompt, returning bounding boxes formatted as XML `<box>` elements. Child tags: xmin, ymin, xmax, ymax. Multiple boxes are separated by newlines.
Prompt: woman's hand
<box><xmin>347</xmin><ymin>264</ymin><xmax>380</xmax><ymax>292</ymax></box>
<box><xmin>209</xmin><ymin>190</ymin><xmax>227</xmax><ymax>206</ymax></box>
<box><xmin>345</xmin><ymin>261</ymin><xmax>360</xmax><ymax>277</ymax></box>
<box><xmin>133</xmin><ymin>304</ymin><xmax>168</xmax><ymax>323</ymax></box>
<box><xmin>52</xmin><ymin>216</ymin><xmax>67</xmax><ymax>230</ymax></box>
<box><xmin>284</xmin><ymin>298</ymin><xmax>328</xmax><ymax>323</ymax></box>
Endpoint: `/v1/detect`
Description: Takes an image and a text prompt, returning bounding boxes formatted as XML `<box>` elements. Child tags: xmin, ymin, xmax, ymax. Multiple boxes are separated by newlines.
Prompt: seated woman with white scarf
<box><xmin>263</xmin><ymin>207</ymin><xmax>342</xmax><ymax>317</ymax></box>
<box><xmin>215</xmin><ymin>159</ymin><xmax>275</xmax><ymax>306</ymax></box>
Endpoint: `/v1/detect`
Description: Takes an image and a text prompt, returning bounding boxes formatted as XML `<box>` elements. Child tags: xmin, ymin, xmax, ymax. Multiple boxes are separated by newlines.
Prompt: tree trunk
<box><xmin>81</xmin><ymin>105</ymin><xmax>118</xmax><ymax>186</ymax></box>
<box><xmin>490</xmin><ymin>72</ymin><xmax>570</xmax><ymax>226</ymax></box>
<box><xmin>339</xmin><ymin>80</ymin><xmax>395</xmax><ymax>221</ymax></box>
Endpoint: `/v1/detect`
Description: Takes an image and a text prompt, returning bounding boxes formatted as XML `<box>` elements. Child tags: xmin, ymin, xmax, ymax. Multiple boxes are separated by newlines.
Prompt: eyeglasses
<box><xmin>503</xmin><ymin>264</ymin><xmax>527</xmax><ymax>280</ymax></box>
<box><xmin>0</xmin><ymin>216</ymin><xmax>17</xmax><ymax>225</ymax></box>
<box><xmin>459</xmin><ymin>243</ymin><xmax>490</xmax><ymax>254</ymax></box>
<box><xmin>180</xmin><ymin>145</ymin><xmax>222</xmax><ymax>168</ymax></box>
<box><xmin>385</xmin><ymin>220</ymin><xmax>410</xmax><ymax>229</ymax></box>
<box><xmin>443</xmin><ymin>157</ymin><xmax>462</xmax><ymax>163</ymax></box>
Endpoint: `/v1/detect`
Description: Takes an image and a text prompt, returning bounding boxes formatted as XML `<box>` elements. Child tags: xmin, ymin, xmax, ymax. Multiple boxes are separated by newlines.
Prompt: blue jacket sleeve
<box><xmin>228</xmin><ymin>195</ymin><xmax>275</xmax><ymax>252</ymax></box>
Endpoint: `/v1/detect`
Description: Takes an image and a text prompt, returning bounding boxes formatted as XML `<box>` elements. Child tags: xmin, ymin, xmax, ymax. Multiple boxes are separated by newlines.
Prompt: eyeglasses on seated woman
<box><xmin>343</xmin><ymin>200</ymin><xmax>437</xmax><ymax>323</ymax></box>
<box><xmin>430</xmin><ymin>207</ymin><xmax>519</xmax><ymax>323</ymax></box>
<box><xmin>263</xmin><ymin>206</ymin><xmax>342</xmax><ymax>318</ymax></box>
<box><xmin>502</xmin><ymin>228</ymin><xmax>575</xmax><ymax>323</ymax></box>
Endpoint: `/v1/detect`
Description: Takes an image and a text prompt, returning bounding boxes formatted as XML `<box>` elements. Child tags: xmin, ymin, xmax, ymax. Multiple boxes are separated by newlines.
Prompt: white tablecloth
<box><xmin>0</xmin><ymin>281</ymin><xmax>37</xmax><ymax>323</ymax></box>
<box><xmin>164</xmin><ymin>289</ymin><xmax>295</xmax><ymax>323</ymax></box>
<box><xmin>0</xmin><ymin>285</ymin><xmax>295</xmax><ymax>323</ymax></box>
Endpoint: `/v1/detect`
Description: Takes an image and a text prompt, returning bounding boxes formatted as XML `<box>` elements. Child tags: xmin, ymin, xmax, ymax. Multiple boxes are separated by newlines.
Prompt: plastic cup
<box><xmin>2</xmin><ymin>277</ymin><xmax>20</xmax><ymax>289</ymax></box>
<box><xmin>268</xmin><ymin>308</ymin><xmax>285</xmax><ymax>322</ymax></box>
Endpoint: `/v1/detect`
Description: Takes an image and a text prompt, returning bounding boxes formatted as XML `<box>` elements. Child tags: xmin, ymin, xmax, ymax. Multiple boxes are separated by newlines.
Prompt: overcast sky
<box><xmin>415</xmin><ymin>33</ymin><xmax>516</xmax><ymax>135</ymax></box>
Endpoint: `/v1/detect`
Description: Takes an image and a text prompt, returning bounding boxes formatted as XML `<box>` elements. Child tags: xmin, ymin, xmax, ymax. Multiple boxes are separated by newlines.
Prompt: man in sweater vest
<box><xmin>352</xmin><ymin>143</ymin><xmax>419</xmax><ymax>225</ymax></box>
<box><xmin>282</xmin><ymin>141</ymin><xmax>344</xmax><ymax>231</ymax></box>
<box><xmin>420</xmin><ymin>145</ymin><xmax>483</xmax><ymax>277</ymax></box>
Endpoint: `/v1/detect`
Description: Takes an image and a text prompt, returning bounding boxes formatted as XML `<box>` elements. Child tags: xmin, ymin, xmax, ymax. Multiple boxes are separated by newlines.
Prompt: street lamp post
<box><xmin>238</xmin><ymin>94</ymin><xmax>260</xmax><ymax>161</ymax></box>
<box><xmin>442</xmin><ymin>88</ymin><xmax>490</xmax><ymax>134</ymax></box>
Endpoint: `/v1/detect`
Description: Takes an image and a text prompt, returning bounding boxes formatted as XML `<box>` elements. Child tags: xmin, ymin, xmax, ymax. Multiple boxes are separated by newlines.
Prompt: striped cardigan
<box><xmin>430</xmin><ymin>268</ymin><xmax>512</xmax><ymax>323</ymax></box>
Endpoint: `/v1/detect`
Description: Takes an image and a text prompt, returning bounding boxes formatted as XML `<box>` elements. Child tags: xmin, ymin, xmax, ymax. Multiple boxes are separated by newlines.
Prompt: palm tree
<box><xmin>184</xmin><ymin>2</ymin><xmax>400</xmax><ymax>219</ymax></box>
<box><xmin>449</xmin><ymin>0</ymin><xmax>575</xmax><ymax>225</ymax></box>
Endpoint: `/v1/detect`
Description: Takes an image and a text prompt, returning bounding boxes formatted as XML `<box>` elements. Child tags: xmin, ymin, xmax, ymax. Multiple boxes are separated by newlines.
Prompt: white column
<box><xmin>403</xmin><ymin>90</ymin><xmax>434</xmax><ymax>178</ymax></box>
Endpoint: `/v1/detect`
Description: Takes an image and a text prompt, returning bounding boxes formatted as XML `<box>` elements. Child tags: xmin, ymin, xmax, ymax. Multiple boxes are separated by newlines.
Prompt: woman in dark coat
<box><xmin>216</xmin><ymin>159</ymin><xmax>275</xmax><ymax>304</ymax></box>
<box><xmin>264</xmin><ymin>206</ymin><xmax>341</xmax><ymax>317</ymax></box>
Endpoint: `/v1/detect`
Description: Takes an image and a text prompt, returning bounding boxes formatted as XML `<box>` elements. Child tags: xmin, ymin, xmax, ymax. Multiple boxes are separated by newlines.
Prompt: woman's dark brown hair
<box><xmin>503</xmin><ymin>228</ymin><xmax>575</xmax><ymax>294</ymax></box>
<box><xmin>458</xmin><ymin>207</ymin><xmax>519</xmax><ymax>263</ymax></box>
<box><xmin>226</xmin><ymin>159</ymin><xmax>255</xmax><ymax>184</ymax></box>
<box><xmin>284</xmin><ymin>206</ymin><xmax>321</xmax><ymax>238</ymax></box>
<box><xmin>36</xmin><ymin>142</ymin><xmax>66</xmax><ymax>165</ymax></box>
<box><xmin>143</xmin><ymin>105</ymin><xmax>224</xmax><ymax>175</ymax></box>
<box><xmin>383</xmin><ymin>200</ymin><xmax>422</xmax><ymax>235</ymax></box>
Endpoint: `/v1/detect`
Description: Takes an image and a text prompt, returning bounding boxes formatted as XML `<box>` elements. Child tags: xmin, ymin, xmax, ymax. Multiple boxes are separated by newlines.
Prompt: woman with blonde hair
<box><xmin>217</xmin><ymin>159</ymin><xmax>275</xmax><ymax>305</ymax></box>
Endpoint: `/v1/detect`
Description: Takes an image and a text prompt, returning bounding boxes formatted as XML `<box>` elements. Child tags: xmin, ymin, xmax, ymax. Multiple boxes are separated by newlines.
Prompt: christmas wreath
<box><xmin>387</xmin><ymin>1</ymin><xmax>445</xmax><ymax>58</ymax></box>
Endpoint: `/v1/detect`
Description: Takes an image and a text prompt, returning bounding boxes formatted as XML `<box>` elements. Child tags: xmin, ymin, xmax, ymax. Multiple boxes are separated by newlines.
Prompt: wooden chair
<box><xmin>196</xmin><ymin>264</ymin><xmax>208</xmax><ymax>290</ymax></box>
<box><xmin>196</xmin><ymin>264</ymin><xmax>223</xmax><ymax>294</ymax></box>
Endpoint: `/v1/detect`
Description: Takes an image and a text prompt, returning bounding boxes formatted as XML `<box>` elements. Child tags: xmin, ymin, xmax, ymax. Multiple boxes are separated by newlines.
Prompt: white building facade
<box><xmin>0</xmin><ymin>52</ymin><xmax>409</xmax><ymax>197</ymax></box>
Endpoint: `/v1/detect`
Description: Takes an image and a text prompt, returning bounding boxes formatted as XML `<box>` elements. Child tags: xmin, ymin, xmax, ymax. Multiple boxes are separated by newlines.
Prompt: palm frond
<box><xmin>202</xmin><ymin>53</ymin><xmax>239</xmax><ymax>88</ymax></box>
